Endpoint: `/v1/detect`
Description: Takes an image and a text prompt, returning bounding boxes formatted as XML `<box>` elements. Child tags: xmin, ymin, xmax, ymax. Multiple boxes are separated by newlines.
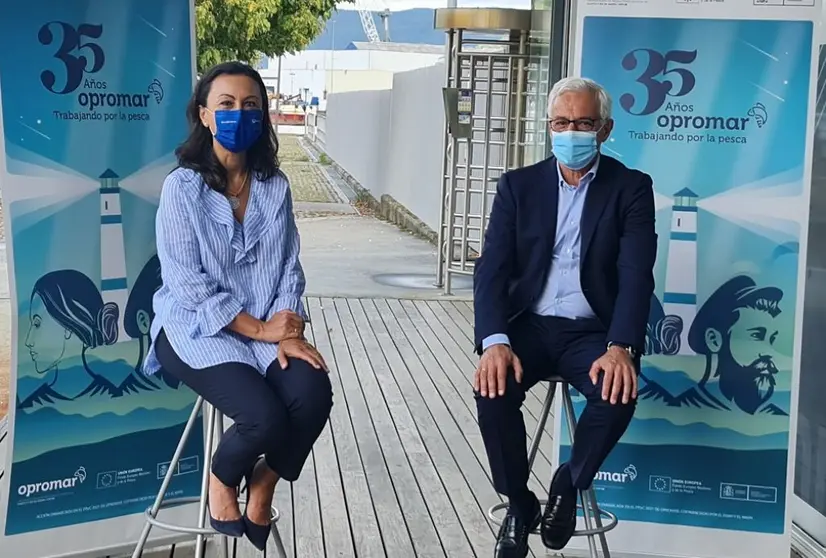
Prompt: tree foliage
<box><xmin>195</xmin><ymin>0</ymin><xmax>350</xmax><ymax>73</ymax></box>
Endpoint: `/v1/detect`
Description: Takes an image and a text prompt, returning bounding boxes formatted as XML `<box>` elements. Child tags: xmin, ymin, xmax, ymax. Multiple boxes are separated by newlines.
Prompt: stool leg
<box><xmin>271</xmin><ymin>524</ymin><xmax>288</xmax><ymax>558</ymax></box>
<box><xmin>131</xmin><ymin>397</ymin><xmax>205</xmax><ymax>558</ymax></box>
<box><xmin>215</xmin><ymin>411</ymin><xmax>230</xmax><ymax>558</ymax></box>
<box><xmin>562</xmin><ymin>390</ymin><xmax>599</xmax><ymax>558</ymax></box>
<box><xmin>587</xmin><ymin>486</ymin><xmax>611</xmax><ymax>557</ymax></box>
<box><xmin>195</xmin><ymin>403</ymin><xmax>218</xmax><ymax>558</ymax></box>
<box><xmin>527</xmin><ymin>382</ymin><xmax>556</xmax><ymax>470</ymax></box>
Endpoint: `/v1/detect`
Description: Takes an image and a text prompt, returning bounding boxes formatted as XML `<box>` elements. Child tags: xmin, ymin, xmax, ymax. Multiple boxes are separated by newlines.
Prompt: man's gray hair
<box><xmin>546</xmin><ymin>77</ymin><xmax>613</xmax><ymax>121</ymax></box>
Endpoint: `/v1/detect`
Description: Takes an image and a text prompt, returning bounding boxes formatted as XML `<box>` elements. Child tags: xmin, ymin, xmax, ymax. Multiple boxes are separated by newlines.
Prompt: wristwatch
<box><xmin>607</xmin><ymin>342</ymin><xmax>636</xmax><ymax>359</ymax></box>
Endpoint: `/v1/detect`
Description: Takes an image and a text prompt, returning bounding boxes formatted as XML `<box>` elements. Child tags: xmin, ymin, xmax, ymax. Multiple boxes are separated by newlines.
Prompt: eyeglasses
<box><xmin>550</xmin><ymin>118</ymin><xmax>601</xmax><ymax>132</ymax></box>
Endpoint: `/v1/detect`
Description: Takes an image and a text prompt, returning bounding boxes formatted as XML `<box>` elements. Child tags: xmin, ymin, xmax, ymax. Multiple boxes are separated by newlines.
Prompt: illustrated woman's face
<box><xmin>25</xmin><ymin>293</ymin><xmax>70</xmax><ymax>374</ymax></box>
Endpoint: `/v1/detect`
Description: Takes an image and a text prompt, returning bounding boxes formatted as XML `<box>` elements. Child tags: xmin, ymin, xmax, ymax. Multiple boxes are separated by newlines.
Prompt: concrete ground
<box><xmin>0</xmin><ymin>130</ymin><xmax>467</xmax><ymax>420</ymax></box>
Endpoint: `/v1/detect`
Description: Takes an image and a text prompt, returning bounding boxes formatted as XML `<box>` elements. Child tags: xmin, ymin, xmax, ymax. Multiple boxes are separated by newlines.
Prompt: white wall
<box><xmin>260</xmin><ymin>50</ymin><xmax>442</xmax><ymax>102</ymax></box>
<box><xmin>381</xmin><ymin>64</ymin><xmax>446</xmax><ymax>230</ymax></box>
<box><xmin>324</xmin><ymin>89</ymin><xmax>393</xmax><ymax>201</ymax></box>
<box><xmin>318</xmin><ymin>63</ymin><xmax>446</xmax><ymax>231</ymax></box>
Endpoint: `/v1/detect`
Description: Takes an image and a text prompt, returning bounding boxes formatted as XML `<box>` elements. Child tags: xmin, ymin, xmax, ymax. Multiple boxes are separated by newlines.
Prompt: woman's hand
<box><xmin>277</xmin><ymin>338</ymin><xmax>328</xmax><ymax>371</ymax></box>
<box><xmin>258</xmin><ymin>310</ymin><xmax>304</xmax><ymax>343</ymax></box>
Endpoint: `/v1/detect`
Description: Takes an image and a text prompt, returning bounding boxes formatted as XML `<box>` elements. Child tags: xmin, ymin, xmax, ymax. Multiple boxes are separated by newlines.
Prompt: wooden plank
<box><xmin>307</xmin><ymin>297</ymin><xmax>384</xmax><ymax>557</ymax></box>
<box><xmin>350</xmin><ymin>299</ymin><xmax>472</xmax><ymax>557</ymax></box>
<box><xmin>450</xmin><ymin>301</ymin><xmax>475</xmax><ymax>333</ymax></box>
<box><xmin>323</xmin><ymin>298</ymin><xmax>416</xmax><ymax>557</ymax></box>
<box><xmin>395</xmin><ymin>300</ymin><xmax>547</xmax><ymax>557</ymax></box>
<box><xmin>440</xmin><ymin>301</ymin><xmax>474</xmax><ymax>345</ymax></box>
<box><xmin>302</xmin><ymin>305</ymin><xmax>354</xmax><ymax>558</ymax></box>
<box><xmin>379</xmin><ymin>300</ymin><xmax>544</xmax><ymax>558</ymax></box>
<box><xmin>364</xmin><ymin>299</ymin><xmax>490</xmax><ymax>557</ymax></box>
<box><xmin>272</xmin><ymin>482</ymin><xmax>295</xmax><ymax>558</ymax></box>
<box><xmin>338</xmin><ymin>299</ymin><xmax>444</xmax><ymax>556</ymax></box>
<box><xmin>292</xmin><ymin>451</ymin><xmax>324</xmax><ymax>557</ymax></box>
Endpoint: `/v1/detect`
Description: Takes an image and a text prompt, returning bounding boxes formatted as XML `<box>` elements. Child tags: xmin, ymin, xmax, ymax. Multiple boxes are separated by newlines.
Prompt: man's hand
<box><xmin>259</xmin><ymin>310</ymin><xmax>304</xmax><ymax>344</ymax></box>
<box><xmin>473</xmin><ymin>344</ymin><xmax>523</xmax><ymax>398</ymax></box>
<box><xmin>589</xmin><ymin>346</ymin><xmax>638</xmax><ymax>404</ymax></box>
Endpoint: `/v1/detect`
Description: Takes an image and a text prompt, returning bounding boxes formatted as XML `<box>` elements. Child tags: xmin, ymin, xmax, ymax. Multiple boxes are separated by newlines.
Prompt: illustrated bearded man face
<box><xmin>703</xmin><ymin>300</ymin><xmax>780</xmax><ymax>414</ymax></box>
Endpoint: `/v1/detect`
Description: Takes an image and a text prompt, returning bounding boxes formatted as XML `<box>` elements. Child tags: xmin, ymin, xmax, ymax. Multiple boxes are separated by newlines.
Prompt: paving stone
<box><xmin>281</xmin><ymin>161</ymin><xmax>339</xmax><ymax>204</ymax></box>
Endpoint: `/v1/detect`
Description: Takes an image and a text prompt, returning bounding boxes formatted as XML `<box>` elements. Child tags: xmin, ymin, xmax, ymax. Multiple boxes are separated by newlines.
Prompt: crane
<box><xmin>355</xmin><ymin>0</ymin><xmax>389</xmax><ymax>43</ymax></box>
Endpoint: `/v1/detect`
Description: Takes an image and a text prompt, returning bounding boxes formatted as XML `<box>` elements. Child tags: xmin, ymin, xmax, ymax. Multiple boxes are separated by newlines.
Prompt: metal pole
<box><xmin>274</xmin><ymin>55</ymin><xmax>282</xmax><ymax>118</ymax></box>
<box><xmin>195</xmin><ymin>404</ymin><xmax>217</xmax><ymax>558</ymax></box>
<box><xmin>435</xmin><ymin>28</ymin><xmax>455</xmax><ymax>289</ymax></box>
<box><xmin>330</xmin><ymin>19</ymin><xmax>336</xmax><ymax>95</ymax></box>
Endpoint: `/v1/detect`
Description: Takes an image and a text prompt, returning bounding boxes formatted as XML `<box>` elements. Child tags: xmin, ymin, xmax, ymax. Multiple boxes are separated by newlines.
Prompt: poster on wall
<box><xmin>557</xmin><ymin>1</ymin><xmax>820</xmax><ymax>557</ymax></box>
<box><xmin>0</xmin><ymin>1</ymin><xmax>203</xmax><ymax>556</ymax></box>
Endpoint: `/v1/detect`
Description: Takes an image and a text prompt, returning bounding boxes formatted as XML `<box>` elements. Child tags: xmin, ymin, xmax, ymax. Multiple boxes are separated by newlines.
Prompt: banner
<box><xmin>0</xmin><ymin>1</ymin><xmax>203</xmax><ymax>556</ymax></box>
<box><xmin>556</xmin><ymin>1</ymin><xmax>820</xmax><ymax>557</ymax></box>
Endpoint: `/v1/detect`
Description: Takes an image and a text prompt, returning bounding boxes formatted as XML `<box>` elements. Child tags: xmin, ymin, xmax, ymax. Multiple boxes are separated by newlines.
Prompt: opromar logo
<box><xmin>18</xmin><ymin>466</ymin><xmax>87</xmax><ymax>497</ymax></box>
<box><xmin>594</xmin><ymin>464</ymin><xmax>638</xmax><ymax>484</ymax></box>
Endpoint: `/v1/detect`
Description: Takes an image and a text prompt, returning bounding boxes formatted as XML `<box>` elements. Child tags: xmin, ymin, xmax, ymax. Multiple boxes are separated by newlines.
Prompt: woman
<box><xmin>26</xmin><ymin>269</ymin><xmax>121</xmax><ymax>398</ymax></box>
<box><xmin>143</xmin><ymin>61</ymin><xmax>333</xmax><ymax>550</ymax></box>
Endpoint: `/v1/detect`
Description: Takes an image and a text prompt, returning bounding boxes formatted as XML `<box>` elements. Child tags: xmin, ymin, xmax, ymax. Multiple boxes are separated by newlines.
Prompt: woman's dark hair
<box><xmin>32</xmin><ymin>269</ymin><xmax>119</xmax><ymax>348</ymax></box>
<box><xmin>175</xmin><ymin>61</ymin><xmax>279</xmax><ymax>193</ymax></box>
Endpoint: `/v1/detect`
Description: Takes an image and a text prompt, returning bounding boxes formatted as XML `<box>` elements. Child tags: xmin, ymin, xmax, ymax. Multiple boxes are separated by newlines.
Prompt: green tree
<box><xmin>195</xmin><ymin>0</ymin><xmax>350</xmax><ymax>73</ymax></box>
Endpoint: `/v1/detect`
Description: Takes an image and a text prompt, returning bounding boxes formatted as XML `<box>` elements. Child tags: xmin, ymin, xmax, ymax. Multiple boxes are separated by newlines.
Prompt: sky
<box><xmin>338</xmin><ymin>0</ymin><xmax>531</xmax><ymax>10</ymax></box>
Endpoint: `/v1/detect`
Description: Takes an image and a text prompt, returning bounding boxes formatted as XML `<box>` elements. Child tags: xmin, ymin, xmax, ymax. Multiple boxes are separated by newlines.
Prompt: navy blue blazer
<box><xmin>473</xmin><ymin>155</ymin><xmax>657</xmax><ymax>355</ymax></box>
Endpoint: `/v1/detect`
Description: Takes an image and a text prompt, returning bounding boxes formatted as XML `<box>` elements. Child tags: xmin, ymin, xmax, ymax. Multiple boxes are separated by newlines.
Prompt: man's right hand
<box><xmin>473</xmin><ymin>344</ymin><xmax>523</xmax><ymax>398</ymax></box>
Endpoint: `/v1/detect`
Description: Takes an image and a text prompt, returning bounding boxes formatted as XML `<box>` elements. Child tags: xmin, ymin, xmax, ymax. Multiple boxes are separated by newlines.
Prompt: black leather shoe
<box><xmin>540</xmin><ymin>465</ymin><xmax>578</xmax><ymax>550</ymax></box>
<box><xmin>495</xmin><ymin>498</ymin><xmax>540</xmax><ymax>558</ymax></box>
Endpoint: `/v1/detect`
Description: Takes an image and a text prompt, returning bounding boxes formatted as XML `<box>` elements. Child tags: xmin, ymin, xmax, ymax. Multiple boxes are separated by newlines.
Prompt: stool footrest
<box><xmin>145</xmin><ymin>496</ymin><xmax>281</xmax><ymax>536</ymax></box>
<box><xmin>488</xmin><ymin>500</ymin><xmax>618</xmax><ymax>537</ymax></box>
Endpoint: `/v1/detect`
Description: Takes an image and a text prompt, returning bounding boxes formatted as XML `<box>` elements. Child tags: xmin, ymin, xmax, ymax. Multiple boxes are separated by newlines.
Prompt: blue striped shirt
<box><xmin>143</xmin><ymin>167</ymin><xmax>306</xmax><ymax>376</ymax></box>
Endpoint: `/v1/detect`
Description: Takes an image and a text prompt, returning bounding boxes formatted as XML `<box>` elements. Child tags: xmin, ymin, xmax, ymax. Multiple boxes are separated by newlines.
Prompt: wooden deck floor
<box><xmin>250</xmin><ymin>297</ymin><xmax>556</xmax><ymax>558</ymax></box>
<box><xmin>0</xmin><ymin>297</ymin><xmax>560</xmax><ymax>558</ymax></box>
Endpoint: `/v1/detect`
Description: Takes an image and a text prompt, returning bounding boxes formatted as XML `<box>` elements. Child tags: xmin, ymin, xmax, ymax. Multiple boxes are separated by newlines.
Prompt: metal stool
<box><xmin>488</xmin><ymin>378</ymin><xmax>618</xmax><ymax>557</ymax></box>
<box><xmin>131</xmin><ymin>396</ymin><xmax>287</xmax><ymax>558</ymax></box>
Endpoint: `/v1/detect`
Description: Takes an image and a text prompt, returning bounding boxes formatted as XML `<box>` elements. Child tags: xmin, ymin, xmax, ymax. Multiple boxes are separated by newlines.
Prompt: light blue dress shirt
<box><xmin>143</xmin><ymin>167</ymin><xmax>306</xmax><ymax>376</ymax></box>
<box><xmin>482</xmin><ymin>158</ymin><xmax>599</xmax><ymax>350</ymax></box>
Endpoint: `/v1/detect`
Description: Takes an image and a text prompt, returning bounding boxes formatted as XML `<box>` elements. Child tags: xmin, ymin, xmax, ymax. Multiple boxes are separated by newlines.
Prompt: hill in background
<box><xmin>308</xmin><ymin>9</ymin><xmax>444</xmax><ymax>49</ymax></box>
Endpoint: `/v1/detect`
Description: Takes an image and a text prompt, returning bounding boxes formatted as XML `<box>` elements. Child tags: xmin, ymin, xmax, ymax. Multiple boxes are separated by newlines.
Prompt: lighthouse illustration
<box><xmin>662</xmin><ymin>188</ymin><xmax>699</xmax><ymax>355</ymax></box>
<box><xmin>99</xmin><ymin>169</ymin><xmax>130</xmax><ymax>342</ymax></box>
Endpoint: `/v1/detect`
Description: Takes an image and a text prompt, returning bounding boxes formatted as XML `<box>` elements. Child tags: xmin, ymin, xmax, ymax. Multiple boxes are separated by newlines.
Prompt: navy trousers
<box><xmin>476</xmin><ymin>314</ymin><xmax>636</xmax><ymax>513</ymax></box>
<box><xmin>155</xmin><ymin>329</ymin><xmax>333</xmax><ymax>488</ymax></box>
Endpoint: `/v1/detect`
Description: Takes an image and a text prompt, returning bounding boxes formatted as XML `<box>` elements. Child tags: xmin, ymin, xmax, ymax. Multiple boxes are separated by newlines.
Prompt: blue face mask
<box><xmin>210</xmin><ymin>108</ymin><xmax>263</xmax><ymax>153</ymax></box>
<box><xmin>551</xmin><ymin>130</ymin><xmax>599</xmax><ymax>170</ymax></box>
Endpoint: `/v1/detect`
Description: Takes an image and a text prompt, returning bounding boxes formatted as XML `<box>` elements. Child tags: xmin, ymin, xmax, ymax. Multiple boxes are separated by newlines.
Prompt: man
<box><xmin>473</xmin><ymin>76</ymin><xmax>657</xmax><ymax>557</ymax></box>
<box><xmin>640</xmin><ymin>275</ymin><xmax>787</xmax><ymax>416</ymax></box>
